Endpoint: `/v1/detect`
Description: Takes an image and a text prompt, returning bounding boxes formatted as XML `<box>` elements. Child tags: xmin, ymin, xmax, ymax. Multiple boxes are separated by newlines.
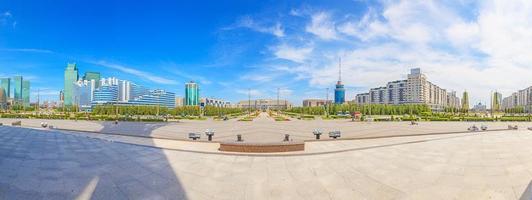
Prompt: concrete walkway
<box><xmin>1</xmin><ymin>126</ymin><xmax>532</xmax><ymax>199</ymax></box>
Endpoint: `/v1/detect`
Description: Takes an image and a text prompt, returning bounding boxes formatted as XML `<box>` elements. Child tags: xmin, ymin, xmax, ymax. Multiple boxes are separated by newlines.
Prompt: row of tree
<box><xmin>287</xmin><ymin>104</ymin><xmax>433</xmax><ymax>115</ymax></box>
<box><xmin>90</xmin><ymin>105</ymin><xmax>245</xmax><ymax>117</ymax></box>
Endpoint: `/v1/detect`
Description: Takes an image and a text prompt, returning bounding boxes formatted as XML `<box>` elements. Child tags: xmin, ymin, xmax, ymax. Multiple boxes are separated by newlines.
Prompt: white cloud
<box><xmin>227</xmin><ymin>16</ymin><xmax>285</xmax><ymax>37</ymax></box>
<box><xmin>236</xmin><ymin>89</ymin><xmax>262</xmax><ymax>97</ymax></box>
<box><xmin>263</xmin><ymin>0</ymin><xmax>532</xmax><ymax>107</ymax></box>
<box><xmin>93</xmin><ymin>61</ymin><xmax>178</xmax><ymax>85</ymax></box>
<box><xmin>0</xmin><ymin>48</ymin><xmax>54</xmax><ymax>53</ymax></box>
<box><xmin>272</xmin><ymin>43</ymin><xmax>313</xmax><ymax>63</ymax></box>
<box><xmin>305</xmin><ymin>12</ymin><xmax>338</xmax><ymax>40</ymax></box>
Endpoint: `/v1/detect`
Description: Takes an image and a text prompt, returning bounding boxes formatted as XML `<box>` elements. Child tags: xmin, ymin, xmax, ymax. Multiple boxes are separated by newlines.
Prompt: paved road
<box><xmin>1</xmin><ymin>126</ymin><xmax>532</xmax><ymax>199</ymax></box>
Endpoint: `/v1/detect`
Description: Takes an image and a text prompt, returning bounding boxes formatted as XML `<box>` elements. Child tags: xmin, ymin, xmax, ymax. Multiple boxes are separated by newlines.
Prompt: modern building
<box><xmin>491</xmin><ymin>91</ymin><xmax>502</xmax><ymax>112</ymax></box>
<box><xmin>83</xmin><ymin>72</ymin><xmax>101</xmax><ymax>88</ymax></box>
<box><xmin>354</xmin><ymin>68</ymin><xmax>459</xmax><ymax>111</ymax></box>
<box><xmin>334</xmin><ymin>59</ymin><xmax>345</xmax><ymax>104</ymax></box>
<box><xmin>93</xmin><ymin>85</ymin><xmax>119</xmax><ymax>104</ymax></box>
<box><xmin>302</xmin><ymin>99</ymin><xmax>331</xmax><ymax>107</ymax></box>
<box><xmin>0</xmin><ymin>88</ymin><xmax>6</xmax><ymax>109</ymax></box>
<box><xmin>13</xmin><ymin>76</ymin><xmax>23</xmax><ymax>102</ymax></box>
<box><xmin>73</xmin><ymin>79</ymin><xmax>97</xmax><ymax>111</ymax></box>
<box><xmin>473</xmin><ymin>102</ymin><xmax>487</xmax><ymax>112</ymax></box>
<box><xmin>64</xmin><ymin>63</ymin><xmax>79</xmax><ymax>106</ymax></box>
<box><xmin>237</xmin><ymin>99</ymin><xmax>292</xmax><ymax>110</ymax></box>
<box><xmin>128</xmin><ymin>90</ymin><xmax>176</xmax><ymax>108</ymax></box>
<box><xmin>446</xmin><ymin>91</ymin><xmax>461</xmax><ymax>110</ymax></box>
<box><xmin>175</xmin><ymin>97</ymin><xmax>184</xmax><ymax>107</ymax></box>
<box><xmin>200</xmin><ymin>98</ymin><xmax>230</xmax><ymax>108</ymax></box>
<box><xmin>462</xmin><ymin>91</ymin><xmax>469</xmax><ymax>111</ymax></box>
<box><xmin>0</xmin><ymin>78</ymin><xmax>10</xmax><ymax>98</ymax></box>
<box><xmin>185</xmin><ymin>81</ymin><xmax>199</xmax><ymax>106</ymax></box>
<box><xmin>22</xmin><ymin>80</ymin><xmax>30</xmax><ymax>107</ymax></box>
<box><xmin>502</xmin><ymin>86</ymin><xmax>532</xmax><ymax>112</ymax></box>
<box><xmin>355</xmin><ymin>93</ymin><xmax>370</xmax><ymax>104</ymax></box>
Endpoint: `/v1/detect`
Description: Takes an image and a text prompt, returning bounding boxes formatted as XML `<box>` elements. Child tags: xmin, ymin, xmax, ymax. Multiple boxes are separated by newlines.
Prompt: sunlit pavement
<box><xmin>1</xmin><ymin>125</ymin><xmax>532</xmax><ymax>199</ymax></box>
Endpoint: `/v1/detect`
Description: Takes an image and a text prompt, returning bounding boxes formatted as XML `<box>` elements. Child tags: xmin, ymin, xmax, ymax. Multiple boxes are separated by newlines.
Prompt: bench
<box><xmin>481</xmin><ymin>125</ymin><xmax>487</xmax><ymax>131</ymax></box>
<box><xmin>329</xmin><ymin>131</ymin><xmax>341</xmax><ymax>139</ymax></box>
<box><xmin>410</xmin><ymin>121</ymin><xmax>418</xmax><ymax>125</ymax></box>
<box><xmin>188</xmin><ymin>133</ymin><xmax>201</xmax><ymax>140</ymax></box>
<box><xmin>508</xmin><ymin>125</ymin><xmax>518</xmax><ymax>130</ymax></box>
<box><xmin>468</xmin><ymin>125</ymin><xmax>479</xmax><ymax>132</ymax></box>
<box><xmin>11</xmin><ymin>121</ymin><xmax>21</xmax><ymax>126</ymax></box>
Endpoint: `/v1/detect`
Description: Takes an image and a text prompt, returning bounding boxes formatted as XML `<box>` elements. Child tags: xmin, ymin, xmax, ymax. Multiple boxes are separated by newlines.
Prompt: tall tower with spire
<box><xmin>334</xmin><ymin>57</ymin><xmax>345</xmax><ymax>104</ymax></box>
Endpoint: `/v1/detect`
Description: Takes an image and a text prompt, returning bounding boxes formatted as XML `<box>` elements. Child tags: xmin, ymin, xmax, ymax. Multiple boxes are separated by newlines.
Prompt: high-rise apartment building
<box><xmin>502</xmin><ymin>86</ymin><xmax>532</xmax><ymax>112</ymax></box>
<box><xmin>64</xmin><ymin>63</ymin><xmax>79</xmax><ymax>106</ymax></box>
<box><xmin>0</xmin><ymin>78</ymin><xmax>10</xmax><ymax>98</ymax></box>
<box><xmin>492</xmin><ymin>91</ymin><xmax>502</xmax><ymax>112</ymax></box>
<box><xmin>0</xmin><ymin>88</ymin><xmax>6</xmax><ymax>109</ymax></box>
<box><xmin>185</xmin><ymin>81</ymin><xmax>199</xmax><ymax>106</ymax></box>
<box><xmin>355</xmin><ymin>68</ymin><xmax>459</xmax><ymax>111</ymax></box>
<box><xmin>22</xmin><ymin>80</ymin><xmax>30</xmax><ymax>107</ymax></box>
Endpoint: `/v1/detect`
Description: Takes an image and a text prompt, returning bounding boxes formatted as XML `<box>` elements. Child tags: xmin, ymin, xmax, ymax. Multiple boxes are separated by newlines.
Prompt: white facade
<box><xmin>502</xmin><ymin>86</ymin><xmax>532</xmax><ymax>112</ymax></box>
<box><xmin>355</xmin><ymin>68</ymin><xmax>459</xmax><ymax>111</ymax></box>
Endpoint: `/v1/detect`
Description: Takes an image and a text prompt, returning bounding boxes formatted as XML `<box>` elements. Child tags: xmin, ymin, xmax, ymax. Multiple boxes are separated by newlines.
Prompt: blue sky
<box><xmin>1</xmin><ymin>0</ymin><xmax>532</xmax><ymax>106</ymax></box>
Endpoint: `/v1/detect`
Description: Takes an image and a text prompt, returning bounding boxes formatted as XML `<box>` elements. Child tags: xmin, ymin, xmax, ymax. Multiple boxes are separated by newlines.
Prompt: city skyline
<box><xmin>1</xmin><ymin>0</ymin><xmax>532</xmax><ymax>106</ymax></box>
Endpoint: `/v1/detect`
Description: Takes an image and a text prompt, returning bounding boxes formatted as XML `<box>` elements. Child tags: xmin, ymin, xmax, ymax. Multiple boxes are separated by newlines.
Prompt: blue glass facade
<box><xmin>93</xmin><ymin>85</ymin><xmax>118</xmax><ymax>103</ymax></box>
<box><xmin>128</xmin><ymin>90</ymin><xmax>176</xmax><ymax>108</ymax></box>
<box><xmin>334</xmin><ymin>81</ymin><xmax>345</xmax><ymax>104</ymax></box>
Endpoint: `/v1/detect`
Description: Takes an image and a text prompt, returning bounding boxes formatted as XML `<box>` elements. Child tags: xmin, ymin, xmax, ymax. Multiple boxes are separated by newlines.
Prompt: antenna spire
<box><xmin>338</xmin><ymin>57</ymin><xmax>342</xmax><ymax>82</ymax></box>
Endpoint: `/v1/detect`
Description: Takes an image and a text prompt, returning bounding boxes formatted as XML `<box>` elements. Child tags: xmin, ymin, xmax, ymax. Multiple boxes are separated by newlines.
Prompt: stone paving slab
<box><xmin>1</xmin><ymin>126</ymin><xmax>532</xmax><ymax>199</ymax></box>
<box><xmin>1</xmin><ymin>117</ymin><xmax>529</xmax><ymax>143</ymax></box>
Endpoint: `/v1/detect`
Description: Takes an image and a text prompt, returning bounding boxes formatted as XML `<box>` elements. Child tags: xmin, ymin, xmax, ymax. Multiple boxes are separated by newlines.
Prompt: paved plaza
<box><xmin>1</xmin><ymin>122</ymin><xmax>532</xmax><ymax>199</ymax></box>
<box><xmin>0</xmin><ymin>113</ymin><xmax>529</xmax><ymax>143</ymax></box>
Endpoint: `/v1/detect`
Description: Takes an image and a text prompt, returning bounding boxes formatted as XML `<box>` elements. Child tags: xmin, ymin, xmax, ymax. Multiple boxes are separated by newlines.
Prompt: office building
<box><xmin>93</xmin><ymin>85</ymin><xmax>119</xmax><ymax>104</ymax></box>
<box><xmin>13</xmin><ymin>76</ymin><xmax>23</xmax><ymax>102</ymax></box>
<box><xmin>64</xmin><ymin>63</ymin><xmax>79</xmax><ymax>106</ymax></box>
<box><xmin>83</xmin><ymin>72</ymin><xmax>101</xmax><ymax>88</ymax></box>
<box><xmin>237</xmin><ymin>99</ymin><xmax>292</xmax><ymax>110</ymax></box>
<box><xmin>201</xmin><ymin>98</ymin><xmax>230</xmax><ymax>108</ymax></box>
<box><xmin>354</xmin><ymin>68</ymin><xmax>459</xmax><ymax>111</ymax></box>
<box><xmin>22</xmin><ymin>80</ymin><xmax>30</xmax><ymax>107</ymax></box>
<box><xmin>0</xmin><ymin>78</ymin><xmax>10</xmax><ymax>98</ymax></box>
<box><xmin>446</xmin><ymin>91</ymin><xmax>461</xmax><ymax>110</ymax></box>
<box><xmin>462</xmin><ymin>91</ymin><xmax>469</xmax><ymax>111</ymax></box>
<box><xmin>185</xmin><ymin>81</ymin><xmax>199</xmax><ymax>106</ymax></box>
<box><xmin>334</xmin><ymin>59</ymin><xmax>345</xmax><ymax>104</ymax></box>
<box><xmin>492</xmin><ymin>91</ymin><xmax>502</xmax><ymax>112</ymax></box>
<box><xmin>0</xmin><ymin>88</ymin><xmax>6</xmax><ymax>109</ymax></box>
<box><xmin>73</xmin><ymin>80</ymin><xmax>97</xmax><ymax>111</ymax></box>
<box><xmin>175</xmin><ymin>97</ymin><xmax>184</xmax><ymax>107</ymax></box>
<box><xmin>128</xmin><ymin>90</ymin><xmax>176</xmax><ymax>108</ymax></box>
<box><xmin>303</xmin><ymin>99</ymin><xmax>332</xmax><ymax>107</ymax></box>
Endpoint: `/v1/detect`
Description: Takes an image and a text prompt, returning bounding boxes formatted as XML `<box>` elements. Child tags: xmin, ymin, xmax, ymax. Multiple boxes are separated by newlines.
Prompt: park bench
<box><xmin>481</xmin><ymin>125</ymin><xmax>488</xmax><ymax>131</ymax></box>
<box><xmin>329</xmin><ymin>131</ymin><xmax>341</xmax><ymax>139</ymax></box>
<box><xmin>410</xmin><ymin>121</ymin><xmax>418</xmax><ymax>125</ymax></box>
<box><xmin>468</xmin><ymin>125</ymin><xmax>479</xmax><ymax>132</ymax></box>
<box><xmin>11</xmin><ymin>121</ymin><xmax>21</xmax><ymax>126</ymax></box>
<box><xmin>188</xmin><ymin>133</ymin><xmax>201</xmax><ymax>140</ymax></box>
<box><xmin>508</xmin><ymin>125</ymin><xmax>518</xmax><ymax>130</ymax></box>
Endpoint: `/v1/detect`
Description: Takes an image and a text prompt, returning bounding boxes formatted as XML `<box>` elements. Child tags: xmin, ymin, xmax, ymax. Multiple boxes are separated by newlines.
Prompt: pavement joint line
<box><xmin>1</xmin><ymin>125</ymin><xmax>515</xmax><ymax>157</ymax></box>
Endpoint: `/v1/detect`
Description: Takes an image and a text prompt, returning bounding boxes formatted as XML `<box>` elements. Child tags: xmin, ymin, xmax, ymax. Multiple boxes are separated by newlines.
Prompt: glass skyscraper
<box><xmin>0</xmin><ymin>78</ymin><xmax>10</xmax><ymax>98</ymax></box>
<box><xmin>64</xmin><ymin>63</ymin><xmax>79</xmax><ymax>106</ymax></box>
<box><xmin>83</xmin><ymin>72</ymin><xmax>101</xmax><ymax>88</ymax></box>
<box><xmin>13</xmin><ymin>76</ymin><xmax>23</xmax><ymax>102</ymax></box>
<box><xmin>185</xmin><ymin>81</ymin><xmax>199</xmax><ymax>106</ymax></box>
<box><xmin>22</xmin><ymin>80</ymin><xmax>30</xmax><ymax>107</ymax></box>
